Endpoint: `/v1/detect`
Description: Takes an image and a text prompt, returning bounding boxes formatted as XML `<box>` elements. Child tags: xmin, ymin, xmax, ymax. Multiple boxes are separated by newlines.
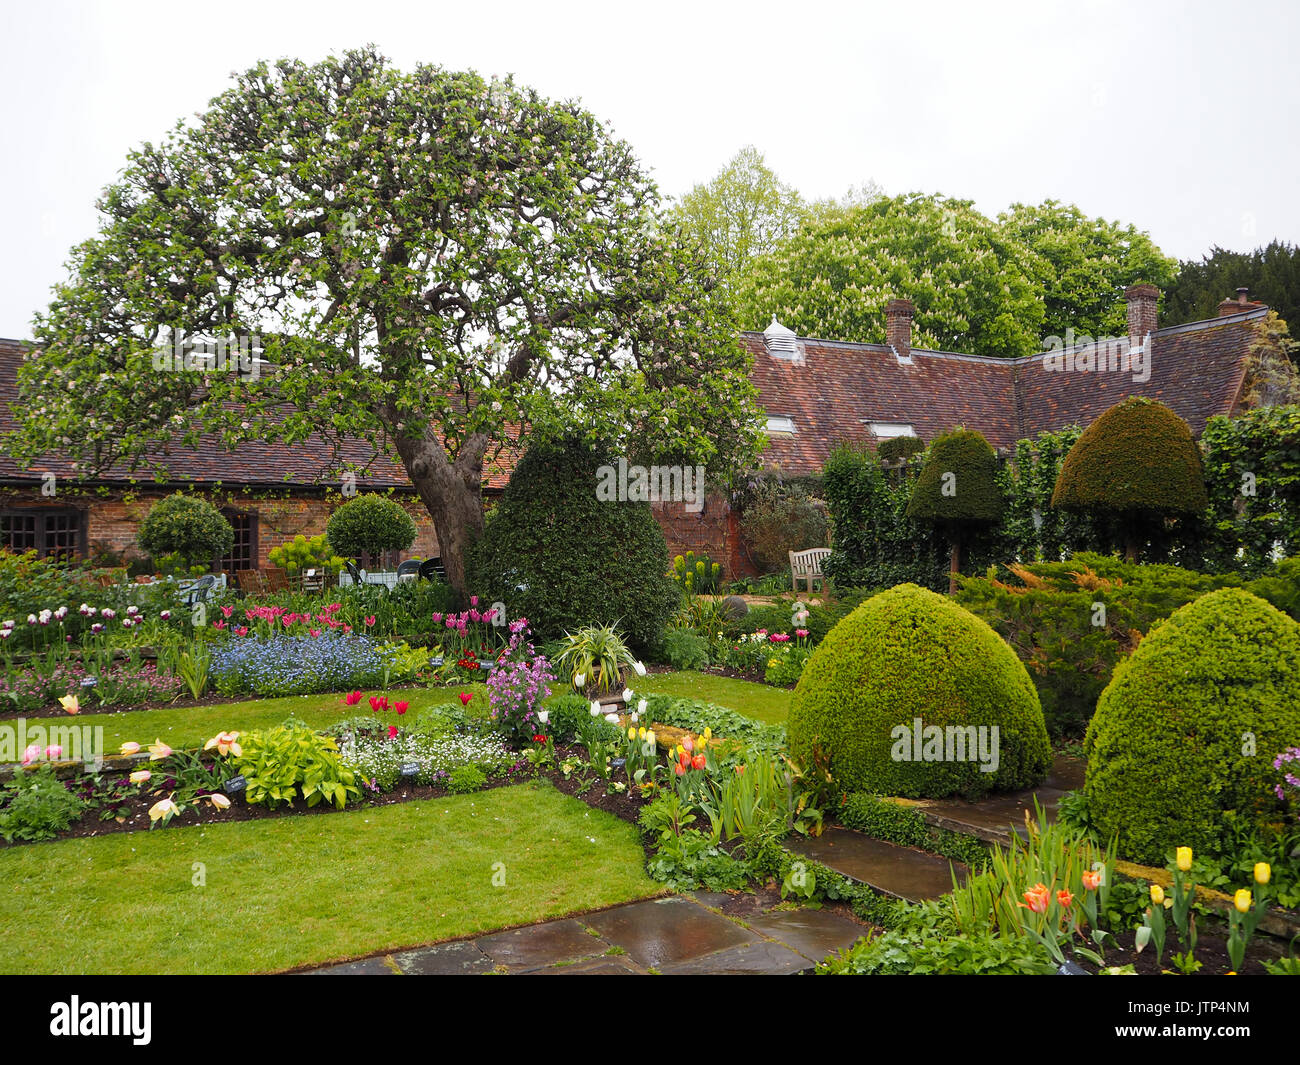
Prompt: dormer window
<box><xmin>867</xmin><ymin>422</ymin><xmax>915</xmax><ymax>439</ymax></box>
<box><xmin>762</xmin><ymin>316</ymin><xmax>802</xmax><ymax>363</ymax></box>
<box><xmin>765</xmin><ymin>415</ymin><xmax>797</xmax><ymax>435</ymax></box>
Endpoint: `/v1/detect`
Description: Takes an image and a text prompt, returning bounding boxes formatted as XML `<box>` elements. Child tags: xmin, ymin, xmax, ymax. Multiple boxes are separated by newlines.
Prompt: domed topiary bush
<box><xmin>470</xmin><ymin>437</ymin><xmax>679</xmax><ymax>647</ymax></box>
<box><xmin>137</xmin><ymin>493</ymin><xmax>234</xmax><ymax>571</ymax></box>
<box><xmin>1051</xmin><ymin>397</ymin><xmax>1207</xmax><ymax>561</ymax></box>
<box><xmin>787</xmin><ymin>584</ymin><xmax>1051</xmax><ymax>798</ymax></box>
<box><xmin>1083</xmin><ymin>588</ymin><xmax>1300</xmax><ymax>864</ymax></box>
<box><xmin>326</xmin><ymin>493</ymin><xmax>417</xmax><ymax>563</ymax></box>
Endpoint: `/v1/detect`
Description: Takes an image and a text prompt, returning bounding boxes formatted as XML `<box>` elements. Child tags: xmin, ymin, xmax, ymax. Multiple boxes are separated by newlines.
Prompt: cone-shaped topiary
<box><xmin>470</xmin><ymin>436</ymin><xmax>679</xmax><ymax>647</ymax></box>
<box><xmin>1083</xmin><ymin>587</ymin><xmax>1300</xmax><ymax>864</ymax></box>
<box><xmin>787</xmin><ymin>583</ymin><xmax>1051</xmax><ymax>798</ymax></box>
<box><xmin>906</xmin><ymin>428</ymin><xmax>1004</xmax><ymax>593</ymax></box>
<box><xmin>1051</xmin><ymin>397</ymin><xmax>1207</xmax><ymax>561</ymax></box>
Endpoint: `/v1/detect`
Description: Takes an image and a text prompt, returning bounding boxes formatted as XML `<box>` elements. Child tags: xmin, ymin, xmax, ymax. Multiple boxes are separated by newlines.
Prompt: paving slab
<box><xmin>582</xmin><ymin>896</ymin><xmax>760</xmax><ymax>969</ymax></box>
<box><xmin>391</xmin><ymin>941</ymin><xmax>495</xmax><ymax>975</ymax></box>
<box><xmin>474</xmin><ymin>918</ymin><xmax>607</xmax><ymax>971</ymax></box>
<box><xmin>919</xmin><ymin>788</ymin><xmax>1067</xmax><ymax>843</ymax></box>
<box><xmin>660</xmin><ymin>939</ymin><xmax>812</xmax><ymax>975</ymax></box>
<box><xmin>787</xmin><ymin>829</ymin><xmax>965</xmax><ymax>902</ymax></box>
<box><xmin>743</xmin><ymin>907</ymin><xmax>867</xmax><ymax>963</ymax></box>
<box><xmin>531</xmin><ymin>955</ymin><xmax>644</xmax><ymax>975</ymax></box>
<box><xmin>307</xmin><ymin>955</ymin><xmax>401</xmax><ymax>975</ymax></box>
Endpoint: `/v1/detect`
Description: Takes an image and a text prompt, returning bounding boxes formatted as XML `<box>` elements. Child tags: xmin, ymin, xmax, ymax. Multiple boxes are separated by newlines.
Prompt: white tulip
<box><xmin>637</xmin><ymin>699</ymin><xmax>647</xmax><ymax>715</ymax></box>
<box><xmin>537</xmin><ymin>710</ymin><xmax>550</xmax><ymax>725</ymax></box>
<box><xmin>621</xmin><ymin>688</ymin><xmax>633</xmax><ymax>703</ymax></box>
<box><xmin>632</xmin><ymin>660</ymin><xmax>647</xmax><ymax>676</ymax></box>
<box><xmin>573</xmin><ymin>672</ymin><xmax>587</xmax><ymax>688</ymax></box>
<box><xmin>604</xmin><ymin>713</ymin><xmax>620</xmax><ymax>725</ymax></box>
<box><xmin>590</xmin><ymin>700</ymin><xmax>602</xmax><ymax>717</ymax></box>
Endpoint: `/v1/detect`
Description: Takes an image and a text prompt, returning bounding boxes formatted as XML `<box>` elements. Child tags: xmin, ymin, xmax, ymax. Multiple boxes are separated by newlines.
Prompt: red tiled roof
<box><xmin>0</xmin><ymin>338</ymin><xmax>515</xmax><ymax>491</ymax></box>
<box><xmin>747</xmin><ymin>308</ymin><xmax>1265</xmax><ymax>474</ymax></box>
<box><xmin>0</xmin><ymin>306</ymin><xmax>1265</xmax><ymax>487</ymax></box>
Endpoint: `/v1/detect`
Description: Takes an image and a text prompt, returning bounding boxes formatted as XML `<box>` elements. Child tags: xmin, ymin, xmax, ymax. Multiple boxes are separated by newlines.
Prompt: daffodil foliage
<box><xmin>14</xmin><ymin>48</ymin><xmax>761</xmax><ymax>592</ymax></box>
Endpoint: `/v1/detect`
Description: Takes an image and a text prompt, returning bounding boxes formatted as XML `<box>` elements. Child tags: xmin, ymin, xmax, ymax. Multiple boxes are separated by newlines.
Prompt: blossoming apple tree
<box><xmin>12</xmin><ymin>48</ymin><xmax>761</xmax><ymax>594</ymax></box>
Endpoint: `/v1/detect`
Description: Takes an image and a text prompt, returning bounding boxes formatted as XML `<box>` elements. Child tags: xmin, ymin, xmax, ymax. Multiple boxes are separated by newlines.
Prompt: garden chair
<box><xmin>343</xmin><ymin>559</ymin><xmax>364</xmax><ymax>587</ymax></box>
<box><xmin>179</xmin><ymin>574</ymin><xmax>216</xmax><ymax>608</ymax></box>
<box><xmin>789</xmin><ymin>548</ymin><xmax>832</xmax><ymax>595</ymax></box>
<box><xmin>235</xmin><ymin>569</ymin><xmax>265</xmax><ymax>595</ymax></box>
<box><xmin>260</xmin><ymin>567</ymin><xmax>290</xmax><ymax>593</ymax></box>
<box><xmin>418</xmin><ymin>556</ymin><xmax>446</xmax><ymax>583</ymax></box>
<box><xmin>95</xmin><ymin>567</ymin><xmax>126</xmax><ymax>588</ymax></box>
<box><xmin>395</xmin><ymin>558</ymin><xmax>422</xmax><ymax>583</ymax></box>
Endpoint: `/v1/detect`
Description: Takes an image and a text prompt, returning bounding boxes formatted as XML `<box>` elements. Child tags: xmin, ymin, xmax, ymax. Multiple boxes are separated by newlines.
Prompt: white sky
<box><xmin>2</xmin><ymin>0</ymin><xmax>1296</xmax><ymax>339</ymax></box>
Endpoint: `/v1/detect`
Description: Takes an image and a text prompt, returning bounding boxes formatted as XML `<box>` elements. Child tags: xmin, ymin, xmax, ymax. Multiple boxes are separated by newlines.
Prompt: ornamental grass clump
<box><xmin>209</xmin><ymin>631</ymin><xmax>391</xmax><ymax>696</ymax></box>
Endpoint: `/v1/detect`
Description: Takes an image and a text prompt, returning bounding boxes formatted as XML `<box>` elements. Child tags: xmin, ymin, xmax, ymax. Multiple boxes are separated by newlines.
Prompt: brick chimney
<box><xmin>1124</xmin><ymin>284</ymin><xmax>1159</xmax><ymax>343</ymax></box>
<box><xmin>885</xmin><ymin>298</ymin><xmax>914</xmax><ymax>359</ymax></box>
<box><xmin>1217</xmin><ymin>286</ymin><xmax>1255</xmax><ymax>317</ymax></box>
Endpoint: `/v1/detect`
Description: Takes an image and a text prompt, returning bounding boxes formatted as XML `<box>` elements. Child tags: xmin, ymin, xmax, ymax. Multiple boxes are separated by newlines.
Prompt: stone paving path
<box><xmin>306</xmin><ymin>755</ymin><xmax>1087</xmax><ymax>975</ymax></box>
<box><xmin>307</xmin><ymin>894</ymin><xmax>868</xmax><ymax>975</ymax></box>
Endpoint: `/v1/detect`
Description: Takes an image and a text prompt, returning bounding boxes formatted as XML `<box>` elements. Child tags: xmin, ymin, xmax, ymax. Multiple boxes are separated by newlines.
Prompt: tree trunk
<box><xmin>1125</xmin><ymin>538</ymin><xmax>1138</xmax><ymax>564</ymax></box>
<box><xmin>948</xmin><ymin>538</ymin><xmax>960</xmax><ymax>596</ymax></box>
<box><xmin>389</xmin><ymin>424</ymin><xmax>488</xmax><ymax>599</ymax></box>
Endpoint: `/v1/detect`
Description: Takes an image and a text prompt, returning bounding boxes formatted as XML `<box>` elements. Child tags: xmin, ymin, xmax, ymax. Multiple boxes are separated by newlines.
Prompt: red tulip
<box><xmin>368</xmin><ymin>696</ymin><xmax>381</xmax><ymax>711</ymax></box>
<box><xmin>364</xmin><ymin>616</ymin><xmax>376</xmax><ymax>627</ymax></box>
<box><xmin>692</xmin><ymin>754</ymin><xmax>706</xmax><ymax>771</ymax></box>
<box><xmin>459</xmin><ymin>692</ymin><xmax>472</xmax><ymax>706</ymax></box>
<box><xmin>387</xmin><ymin>725</ymin><xmax>398</xmax><ymax>739</ymax></box>
<box><xmin>674</xmin><ymin>763</ymin><xmax>686</xmax><ymax>776</ymax></box>
<box><xmin>345</xmin><ymin>690</ymin><xmax>363</xmax><ymax>706</ymax></box>
<box><xmin>395</xmin><ymin>701</ymin><xmax>409</xmax><ymax>715</ymax></box>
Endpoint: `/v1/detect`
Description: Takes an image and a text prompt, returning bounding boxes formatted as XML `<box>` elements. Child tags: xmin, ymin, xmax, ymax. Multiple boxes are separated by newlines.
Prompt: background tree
<box><xmin>1163</xmin><ymin>240</ymin><xmax>1300</xmax><ymax>335</ymax></box>
<box><xmin>670</xmin><ymin>146</ymin><xmax>806</xmax><ymax>284</ymax></box>
<box><xmin>998</xmin><ymin>199</ymin><xmax>1178</xmax><ymax>339</ymax></box>
<box><xmin>11</xmin><ymin>49</ymin><xmax>761</xmax><ymax>596</ymax></box>
<box><xmin>906</xmin><ymin>429</ymin><xmax>1005</xmax><ymax>593</ymax></box>
<box><xmin>733</xmin><ymin>193</ymin><xmax>1046</xmax><ymax>356</ymax></box>
<box><xmin>1051</xmin><ymin>397</ymin><xmax>1208</xmax><ymax>562</ymax></box>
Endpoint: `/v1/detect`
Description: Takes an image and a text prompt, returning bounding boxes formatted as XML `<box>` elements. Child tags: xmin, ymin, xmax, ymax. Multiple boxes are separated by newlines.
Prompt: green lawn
<box><xmin>0</xmin><ymin>782</ymin><xmax>659</xmax><ymax>974</ymax></box>
<box><xmin>61</xmin><ymin>685</ymin><xmax>488</xmax><ymax>751</ymax></box>
<box><xmin>635</xmin><ymin>671</ymin><xmax>790</xmax><ymax>725</ymax></box>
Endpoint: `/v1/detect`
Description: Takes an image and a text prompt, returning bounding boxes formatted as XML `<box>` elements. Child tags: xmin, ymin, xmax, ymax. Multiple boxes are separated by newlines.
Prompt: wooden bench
<box><xmin>789</xmin><ymin>548</ymin><xmax>831</xmax><ymax>594</ymax></box>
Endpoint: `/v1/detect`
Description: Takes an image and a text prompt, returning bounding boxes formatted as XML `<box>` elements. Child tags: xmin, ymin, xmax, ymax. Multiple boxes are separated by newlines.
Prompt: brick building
<box><xmin>0</xmin><ymin>285</ymin><xmax>1272</xmax><ymax>577</ymax></box>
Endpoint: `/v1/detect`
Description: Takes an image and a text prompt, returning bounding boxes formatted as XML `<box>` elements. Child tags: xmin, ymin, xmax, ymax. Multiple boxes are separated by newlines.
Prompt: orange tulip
<box><xmin>1081</xmin><ymin>870</ymin><xmax>1101</xmax><ymax>891</ymax></box>
<box><xmin>1056</xmin><ymin>889</ymin><xmax>1074</xmax><ymax>908</ymax></box>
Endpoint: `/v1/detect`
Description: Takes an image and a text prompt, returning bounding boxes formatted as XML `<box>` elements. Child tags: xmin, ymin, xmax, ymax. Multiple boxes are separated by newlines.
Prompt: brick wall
<box><xmin>650</xmin><ymin>495</ymin><xmax>757</xmax><ymax>579</ymax></box>
<box><xmin>0</xmin><ymin>487</ymin><xmax>440</xmax><ymax>571</ymax></box>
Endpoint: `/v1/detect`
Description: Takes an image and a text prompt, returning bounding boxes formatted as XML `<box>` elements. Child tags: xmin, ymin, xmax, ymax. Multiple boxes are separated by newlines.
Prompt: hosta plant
<box><xmin>230</xmin><ymin>722</ymin><xmax>361</xmax><ymax>809</ymax></box>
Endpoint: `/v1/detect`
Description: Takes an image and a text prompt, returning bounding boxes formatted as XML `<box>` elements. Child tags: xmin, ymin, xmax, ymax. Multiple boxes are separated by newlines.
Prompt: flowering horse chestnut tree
<box><xmin>13</xmin><ymin>48</ymin><xmax>761</xmax><ymax>594</ymax></box>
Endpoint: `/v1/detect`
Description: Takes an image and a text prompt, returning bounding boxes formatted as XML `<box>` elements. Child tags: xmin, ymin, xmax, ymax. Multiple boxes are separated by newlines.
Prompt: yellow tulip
<box><xmin>119</xmin><ymin>741</ymin><xmax>141</xmax><ymax>756</ymax></box>
<box><xmin>148</xmin><ymin>739</ymin><xmax>173</xmax><ymax>761</ymax></box>
<box><xmin>148</xmin><ymin>798</ymin><xmax>178</xmax><ymax>823</ymax></box>
<box><xmin>638</xmin><ymin>727</ymin><xmax>646</xmax><ymax>740</ymax></box>
<box><xmin>627</xmin><ymin>727</ymin><xmax>636</xmax><ymax>740</ymax></box>
<box><xmin>1175</xmin><ymin>847</ymin><xmax>1192</xmax><ymax>872</ymax></box>
<box><xmin>1234</xmin><ymin>889</ymin><xmax>1252</xmax><ymax>913</ymax></box>
<box><xmin>1149</xmin><ymin>884</ymin><xmax>1165</xmax><ymax>906</ymax></box>
<box><xmin>129</xmin><ymin>770</ymin><xmax>151</xmax><ymax>785</ymax></box>
<box><xmin>58</xmin><ymin>694</ymin><xmax>80</xmax><ymax>715</ymax></box>
<box><xmin>703</xmin><ymin>726</ymin><xmax>712</xmax><ymax>740</ymax></box>
<box><xmin>1254</xmin><ymin>863</ymin><xmax>1271</xmax><ymax>885</ymax></box>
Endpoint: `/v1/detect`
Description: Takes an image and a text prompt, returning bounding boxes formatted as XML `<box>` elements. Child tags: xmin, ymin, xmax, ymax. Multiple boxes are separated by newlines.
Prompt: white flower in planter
<box><xmin>573</xmin><ymin>672</ymin><xmax>587</xmax><ymax>689</ymax></box>
<box><xmin>621</xmin><ymin>688</ymin><xmax>633</xmax><ymax>703</ymax></box>
<box><xmin>590</xmin><ymin>700</ymin><xmax>602</xmax><ymax>717</ymax></box>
